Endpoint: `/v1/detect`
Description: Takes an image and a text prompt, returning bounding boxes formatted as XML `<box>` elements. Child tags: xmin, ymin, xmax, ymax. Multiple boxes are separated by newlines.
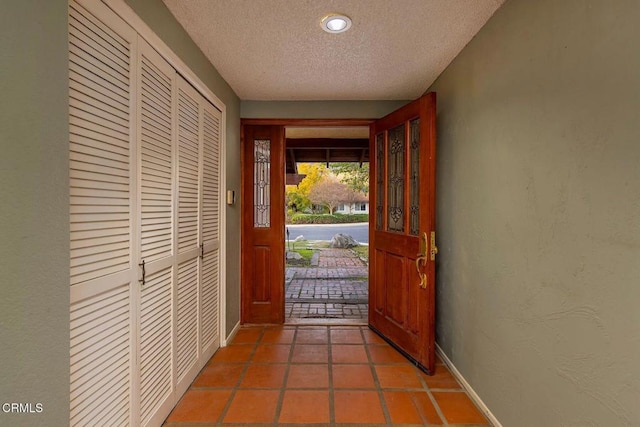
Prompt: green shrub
<box><xmin>289</xmin><ymin>213</ymin><xmax>369</xmax><ymax>224</ymax></box>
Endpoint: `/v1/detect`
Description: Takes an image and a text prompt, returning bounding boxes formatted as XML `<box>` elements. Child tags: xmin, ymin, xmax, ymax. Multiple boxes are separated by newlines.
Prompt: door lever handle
<box><xmin>415</xmin><ymin>231</ymin><xmax>428</xmax><ymax>289</ymax></box>
<box><xmin>415</xmin><ymin>254</ymin><xmax>427</xmax><ymax>289</ymax></box>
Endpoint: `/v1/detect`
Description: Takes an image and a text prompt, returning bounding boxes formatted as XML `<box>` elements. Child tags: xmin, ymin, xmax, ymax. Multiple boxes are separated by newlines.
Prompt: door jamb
<box><xmin>240</xmin><ymin>118</ymin><xmax>375</xmax><ymax>324</ymax></box>
<box><xmin>241</xmin><ymin>118</ymin><xmax>373</xmax><ymax>127</ymax></box>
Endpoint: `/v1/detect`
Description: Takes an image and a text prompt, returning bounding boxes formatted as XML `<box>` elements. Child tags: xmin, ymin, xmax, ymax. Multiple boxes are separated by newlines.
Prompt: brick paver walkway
<box><xmin>285</xmin><ymin>247</ymin><xmax>368</xmax><ymax>322</ymax></box>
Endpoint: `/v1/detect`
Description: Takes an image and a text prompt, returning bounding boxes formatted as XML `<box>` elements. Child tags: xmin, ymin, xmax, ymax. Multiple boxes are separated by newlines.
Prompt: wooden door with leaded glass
<box><xmin>369</xmin><ymin>93</ymin><xmax>437</xmax><ymax>373</ymax></box>
<box><xmin>241</xmin><ymin>125</ymin><xmax>285</xmax><ymax>324</ymax></box>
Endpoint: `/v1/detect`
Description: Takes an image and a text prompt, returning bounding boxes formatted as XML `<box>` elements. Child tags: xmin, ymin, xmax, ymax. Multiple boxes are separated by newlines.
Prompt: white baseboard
<box><xmin>221</xmin><ymin>321</ymin><xmax>241</xmax><ymax>347</ymax></box>
<box><xmin>435</xmin><ymin>343</ymin><xmax>502</xmax><ymax>427</ymax></box>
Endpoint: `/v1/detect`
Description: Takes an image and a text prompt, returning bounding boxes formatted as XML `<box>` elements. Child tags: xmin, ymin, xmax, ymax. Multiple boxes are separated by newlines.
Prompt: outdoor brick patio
<box><xmin>285</xmin><ymin>247</ymin><xmax>368</xmax><ymax>322</ymax></box>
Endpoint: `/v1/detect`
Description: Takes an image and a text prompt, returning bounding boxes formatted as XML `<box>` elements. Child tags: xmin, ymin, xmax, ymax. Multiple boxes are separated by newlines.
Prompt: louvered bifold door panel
<box><xmin>138</xmin><ymin>39</ymin><xmax>174</xmax><ymax>264</ymax></box>
<box><xmin>139</xmin><ymin>267</ymin><xmax>173</xmax><ymax>425</ymax></box>
<box><xmin>69</xmin><ymin>0</ymin><xmax>136</xmax><ymax>286</ymax></box>
<box><xmin>176</xmin><ymin>258</ymin><xmax>199</xmax><ymax>382</ymax></box>
<box><xmin>175</xmin><ymin>77</ymin><xmax>202</xmax><ymax>390</ymax></box>
<box><xmin>137</xmin><ymin>39</ymin><xmax>176</xmax><ymax>427</ymax></box>
<box><xmin>201</xmin><ymin>248</ymin><xmax>220</xmax><ymax>351</ymax></box>
<box><xmin>68</xmin><ymin>1</ymin><xmax>136</xmax><ymax>426</ymax></box>
<box><xmin>201</xmin><ymin>102</ymin><xmax>222</xmax><ymax>353</ymax></box>
<box><xmin>201</xmin><ymin>104</ymin><xmax>221</xmax><ymax>247</ymax></box>
<box><xmin>71</xmin><ymin>283</ymin><xmax>132</xmax><ymax>426</ymax></box>
<box><xmin>177</xmin><ymin>78</ymin><xmax>201</xmax><ymax>254</ymax></box>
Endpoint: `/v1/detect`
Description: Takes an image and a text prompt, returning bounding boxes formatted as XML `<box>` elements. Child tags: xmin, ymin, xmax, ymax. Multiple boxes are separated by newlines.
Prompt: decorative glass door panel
<box><xmin>387</xmin><ymin>124</ymin><xmax>405</xmax><ymax>233</ymax></box>
<box><xmin>253</xmin><ymin>139</ymin><xmax>271</xmax><ymax>228</ymax></box>
<box><xmin>375</xmin><ymin>133</ymin><xmax>385</xmax><ymax>231</ymax></box>
<box><xmin>241</xmin><ymin>125</ymin><xmax>285</xmax><ymax>324</ymax></box>
<box><xmin>409</xmin><ymin>118</ymin><xmax>421</xmax><ymax>236</ymax></box>
<box><xmin>369</xmin><ymin>93</ymin><xmax>437</xmax><ymax>373</ymax></box>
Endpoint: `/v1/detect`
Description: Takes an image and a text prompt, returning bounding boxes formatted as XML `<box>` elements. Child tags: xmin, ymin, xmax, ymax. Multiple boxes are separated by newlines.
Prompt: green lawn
<box><xmin>285</xmin><ymin>240</ymin><xmax>369</xmax><ymax>266</ymax></box>
<box><xmin>285</xmin><ymin>248</ymin><xmax>312</xmax><ymax>267</ymax></box>
<box><xmin>350</xmin><ymin>245</ymin><xmax>369</xmax><ymax>263</ymax></box>
<box><xmin>285</xmin><ymin>240</ymin><xmax>329</xmax><ymax>251</ymax></box>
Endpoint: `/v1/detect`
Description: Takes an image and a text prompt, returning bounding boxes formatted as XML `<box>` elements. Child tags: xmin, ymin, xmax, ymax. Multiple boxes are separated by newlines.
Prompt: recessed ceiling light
<box><xmin>321</xmin><ymin>14</ymin><xmax>352</xmax><ymax>34</ymax></box>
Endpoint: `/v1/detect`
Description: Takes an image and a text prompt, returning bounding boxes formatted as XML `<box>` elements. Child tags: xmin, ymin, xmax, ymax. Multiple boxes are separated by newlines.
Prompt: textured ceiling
<box><xmin>163</xmin><ymin>0</ymin><xmax>505</xmax><ymax>101</ymax></box>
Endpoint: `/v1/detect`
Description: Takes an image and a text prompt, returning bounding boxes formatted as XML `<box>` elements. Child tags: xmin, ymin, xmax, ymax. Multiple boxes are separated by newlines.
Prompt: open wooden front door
<box><xmin>241</xmin><ymin>125</ymin><xmax>285</xmax><ymax>323</ymax></box>
<box><xmin>369</xmin><ymin>93</ymin><xmax>437</xmax><ymax>373</ymax></box>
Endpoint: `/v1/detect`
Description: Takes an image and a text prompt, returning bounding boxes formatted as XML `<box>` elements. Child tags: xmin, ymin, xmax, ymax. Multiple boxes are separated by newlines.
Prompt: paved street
<box><xmin>286</xmin><ymin>222</ymin><xmax>369</xmax><ymax>244</ymax></box>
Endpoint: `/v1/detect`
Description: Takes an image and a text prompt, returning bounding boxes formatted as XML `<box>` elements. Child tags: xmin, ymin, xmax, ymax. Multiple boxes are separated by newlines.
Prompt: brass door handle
<box><xmin>416</xmin><ymin>231</ymin><xmax>428</xmax><ymax>289</ymax></box>
<box><xmin>415</xmin><ymin>254</ymin><xmax>427</xmax><ymax>289</ymax></box>
<box><xmin>415</xmin><ymin>231</ymin><xmax>437</xmax><ymax>289</ymax></box>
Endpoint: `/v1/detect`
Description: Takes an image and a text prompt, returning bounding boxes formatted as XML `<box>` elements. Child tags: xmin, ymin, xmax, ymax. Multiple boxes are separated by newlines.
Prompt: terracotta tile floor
<box><xmin>164</xmin><ymin>325</ymin><xmax>491</xmax><ymax>427</ymax></box>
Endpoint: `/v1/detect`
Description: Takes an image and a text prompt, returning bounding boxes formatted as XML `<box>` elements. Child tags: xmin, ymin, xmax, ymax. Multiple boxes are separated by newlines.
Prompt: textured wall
<box><xmin>125</xmin><ymin>0</ymin><xmax>242</xmax><ymax>335</ymax></box>
<box><xmin>241</xmin><ymin>100</ymin><xmax>410</xmax><ymax>119</ymax></box>
<box><xmin>0</xmin><ymin>0</ymin><xmax>70</xmax><ymax>425</ymax></box>
<box><xmin>430</xmin><ymin>0</ymin><xmax>640</xmax><ymax>425</ymax></box>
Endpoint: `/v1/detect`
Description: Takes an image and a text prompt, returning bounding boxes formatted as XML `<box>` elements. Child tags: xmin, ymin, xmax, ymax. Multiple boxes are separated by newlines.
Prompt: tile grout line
<box><xmin>415</xmin><ymin>358</ymin><xmax>449</xmax><ymax>427</ymax></box>
<box><xmin>212</xmin><ymin>328</ymin><xmax>263</xmax><ymax>426</ymax></box>
<box><xmin>169</xmin><ymin>326</ymin><xmax>487</xmax><ymax>427</ymax></box>
<box><xmin>327</xmin><ymin>325</ymin><xmax>336</xmax><ymax>426</ymax></box>
<box><xmin>361</xmin><ymin>326</ymin><xmax>393</xmax><ymax>426</ymax></box>
<box><xmin>271</xmin><ymin>326</ymin><xmax>297</xmax><ymax>426</ymax></box>
<box><xmin>408</xmin><ymin>377</ymin><xmax>435</xmax><ymax>426</ymax></box>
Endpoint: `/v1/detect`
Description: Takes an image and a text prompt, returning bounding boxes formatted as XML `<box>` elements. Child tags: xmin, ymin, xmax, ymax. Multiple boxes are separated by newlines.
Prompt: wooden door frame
<box><xmin>240</xmin><ymin>118</ymin><xmax>374</xmax><ymax>324</ymax></box>
<box><xmin>241</xmin><ymin>119</ymin><xmax>374</xmax><ymax>127</ymax></box>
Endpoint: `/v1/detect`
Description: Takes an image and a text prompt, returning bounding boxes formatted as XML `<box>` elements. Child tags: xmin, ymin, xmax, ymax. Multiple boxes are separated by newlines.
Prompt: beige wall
<box><xmin>241</xmin><ymin>100</ymin><xmax>409</xmax><ymax>119</ymax></box>
<box><xmin>125</xmin><ymin>0</ymin><xmax>242</xmax><ymax>335</ymax></box>
<box><xmin>0</xmin><ymin>0</ymin><xmax>69</xmax><ymax>425</ymax></box>
<box><xmin>430</xmin><ymin>0</ymin><xmax>640</xmax><ymax>425</ymax></box>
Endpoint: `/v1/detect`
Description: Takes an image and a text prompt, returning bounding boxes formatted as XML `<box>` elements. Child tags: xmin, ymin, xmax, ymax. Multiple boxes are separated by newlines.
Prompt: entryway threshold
<box><xmin>285</xmin><ymin>318</ymin><xmax>367</xmax><ymax>326</ymax></box>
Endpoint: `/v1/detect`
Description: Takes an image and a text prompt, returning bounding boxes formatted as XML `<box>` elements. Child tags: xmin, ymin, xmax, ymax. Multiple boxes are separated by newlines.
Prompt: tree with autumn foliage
<box><xmin>286</xmin><ymin>162</ymin><xmax>369</xmax><ymax>215</ymax></box>
<box><xmin>285</xmin><ymin>163</ymin><xmax>328</xmax><ymax>213</ymax></box>
<box><xmin>308</xmin><ymin>176</ymin><xmax>352</xmax><ymax>215</ymax></box>
<box><xmin>330</xmin><ymin>162</ymin><xmax>369</xmax><ymax>194</ymax></box>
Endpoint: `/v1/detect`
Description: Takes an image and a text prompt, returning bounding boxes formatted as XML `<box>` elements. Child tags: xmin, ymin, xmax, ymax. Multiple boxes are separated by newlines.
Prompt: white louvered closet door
<box><xmin>70</xmin><ymin>1</ymin><xmax>224</xmax><ymax>426</ymax></box>
<box><xmin>68</xmin><ymin>1</ymin><xmax>137</xmax><ymax>426</ymax></box>
<box><xmin>136</xmin><ymin>38</ymin><xmax>176</xmax><ymax>427</ymax></box>
<box><xmin>174</xmin><ymin>76</ymin><xmax>202</xmax><ymax>395</ymax></box>
<box><xmin>201</xmin><ymin>101</ymin><xmax>223</xmax><ymax>357</ymax></box>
